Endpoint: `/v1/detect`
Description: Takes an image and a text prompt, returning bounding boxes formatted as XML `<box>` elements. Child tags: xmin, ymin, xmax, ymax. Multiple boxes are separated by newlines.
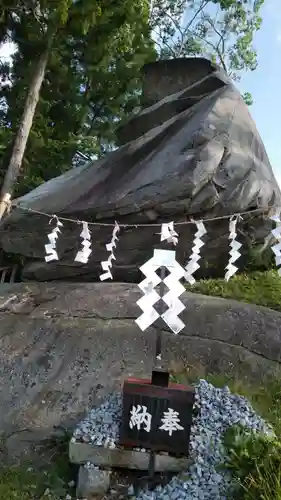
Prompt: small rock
<box><xmin>76</xmin><ymin>465</ymin><xmax>111</xmax><ymax>497</ymax></box>
<box><xmin>128</xmin><ymin>484</ymin><xmax>135</xmax><ymax>496</ymax></box>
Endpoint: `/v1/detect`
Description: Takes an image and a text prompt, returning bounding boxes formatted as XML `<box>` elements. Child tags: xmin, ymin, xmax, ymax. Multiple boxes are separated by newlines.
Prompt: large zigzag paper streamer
<box><xmin>135</xmin><ymin>257</ymin><xmax>161</xmax><ymax>332</ymax></box>
<box><xmin>184</xmin><ymin>220</ymin><xmax>207</xmax><ymax>285</ymax></box>
<box><xmin>74</xmin><ymin>221</ymin><xmax>92</xmax><ymax>264</ymax></box>
<box><xmin>270</xmin><ymin>212</ymin><xmax>281</xmax><ymax>275</ymax></box>
<box><xmin>135</xmin><ymin>249</ymin><xmax>186</xmax><ymax>334</ymax></box>
<box><xmin>44</xmin><ymin>216</ymin><xmax>63</xmax><ymax>262</ymax></box>
<box><xmin>225</xmin><ymin>216</ymin><xmax>242</xmax><ymax>281</ymax></box>
<box><xmin>160</xmin><ymin>222</ymin><xmax>178</xmax><ymax>245</ymax></box>
<box><xmin>100</xmin><ymin>221</ymin><xmax>120</xmax><ymax>281</ymax></box>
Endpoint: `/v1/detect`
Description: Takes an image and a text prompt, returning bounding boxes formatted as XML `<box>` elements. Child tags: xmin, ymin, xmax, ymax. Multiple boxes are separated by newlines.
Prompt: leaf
<box><xmin>150</xmin><ymin>0</ymin><xmax>263</xmax><ymax>77</ymax></box>
<box><xmin>0</xmin><ymin>0</ymin><xmax>154</xmax><ymax>194</ymax></box>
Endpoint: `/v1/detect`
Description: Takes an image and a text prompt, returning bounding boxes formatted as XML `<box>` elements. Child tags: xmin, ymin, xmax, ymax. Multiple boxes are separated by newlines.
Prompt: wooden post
<box><xmin>149</xmin><ymin>265</ymin><xmax>167</xmax><ymax>479</ymax></box>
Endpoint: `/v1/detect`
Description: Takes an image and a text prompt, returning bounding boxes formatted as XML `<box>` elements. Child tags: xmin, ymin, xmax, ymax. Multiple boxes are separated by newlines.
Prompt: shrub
<box><xmin>186</xmin><ymin>270</ymin><xmax>281</xmax><ymax>312</ymax></box>
<box><xmin>223</xmin><ymin>425</ymin><xmax>281</xmax><ymax>500</ymax></box>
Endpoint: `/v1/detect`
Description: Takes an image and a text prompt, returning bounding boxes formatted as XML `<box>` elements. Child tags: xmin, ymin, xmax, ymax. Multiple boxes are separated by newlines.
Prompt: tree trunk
<box><xmin>0</xmin><ymin>39</ymin><xmax>52</xmax><ymax>220</ymax></box>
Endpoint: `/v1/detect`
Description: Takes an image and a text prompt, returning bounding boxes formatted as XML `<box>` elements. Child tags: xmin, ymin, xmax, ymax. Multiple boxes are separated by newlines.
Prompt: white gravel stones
<box><xmin>72</xmin><ymin>380</ymin><xmax>271</xmax><ymax>499</ymax></box>
<box><xmin>73</xmin><ymin>392</ymin><xmax>122</xmax><ymax>447</ymax></box>
<box><xmin>136</xmin><ymin>380</ymin><xmax>270</xmax><ymax>500</ymax></box>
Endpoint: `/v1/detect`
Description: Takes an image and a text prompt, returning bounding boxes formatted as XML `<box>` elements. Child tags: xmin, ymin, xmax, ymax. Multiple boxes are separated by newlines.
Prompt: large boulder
<box><xmin>0</xmin><ymin>282</ymin><xmax>281</xmax><ymax>444</ymax></box>
<box><xmin>0</xmin><ymin>58</ymin><xmax>280</xmax><ymax>281</ymax></box>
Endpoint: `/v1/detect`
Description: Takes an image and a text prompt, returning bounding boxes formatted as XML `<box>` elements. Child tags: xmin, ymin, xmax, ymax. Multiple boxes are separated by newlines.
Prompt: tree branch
<box><xmin>185</xmin><ymin>0</ymin><xmax>209</xmax><ymax>31</ymax></box>
<box><xmin>184</xmin><ymin>26</ymin><xmax>228</xmax><ymax>73</ymax></box>
<box><xmin>153</xmin><ymin>29</ymin><xmax>177</xmax><ymax>57</ymax></box>
<box><xmin>178</xmin><ymin>0</ymin><xmax>209</xmax><ymax>56</ymax></box>
<box><xmin>205</xmin><ymin>16</ymin><xmax>226</xmax><ymax>56</ymax></box>
<box><xmin>153</xmin><ymin>1</ymin><xmax>207</xmax><ymax>57</ymax></box>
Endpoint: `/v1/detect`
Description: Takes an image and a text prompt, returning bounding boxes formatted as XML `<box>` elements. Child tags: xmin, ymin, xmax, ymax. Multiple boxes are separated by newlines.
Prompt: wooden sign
<box><xmin>119</xmin><ymin>378</ymin><xmax>195</xmax><ymax>456</ymax></box>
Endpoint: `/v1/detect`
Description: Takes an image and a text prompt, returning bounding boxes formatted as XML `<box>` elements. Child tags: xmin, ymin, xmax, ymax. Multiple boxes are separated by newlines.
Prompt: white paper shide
<box><xmin>184</xmin><ymin>220</ymin><xmax>207</xmax><ymax>285</ymax></box>
<box><xmin>225</xmin><ymin>216</ymin><xmax>242</xmax><ymax>281</ymax></box>
<box><xmin>100</xmin><ymin>221</ymin><xmax>120</xmax><ymax>281</ymax></box>
<box><xmin>160</xmin><ymin>221</ymin><xmax>178</xmax><ymax>245</ymax></box>
<box><xmin>270</xmin><ymin>212</ymin><xmax>281</xmax><ymax>275</ymax></box>
<box><xmin>135</xmin><ymin>248</ymin><xmax>186</xmax><ymax>334</ymax></box>
<box><xmin>74</xmin><ymin>221</ymin><xmax>92</xmax><ymax>264</ymax></box>
<box><xmin>44</xmin><ymin>216</ymin><xmax>63</xmax><ymax>262</ymax></box>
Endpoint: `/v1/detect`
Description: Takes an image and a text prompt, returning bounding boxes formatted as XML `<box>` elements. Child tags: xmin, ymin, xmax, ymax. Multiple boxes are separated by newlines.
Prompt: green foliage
<box><xmin>0</xmin><ymin>429</ymin><xmax>74</xmax><ymax>499</ymax></box>
<box><xmin>0</xmin><ymin>467</ymin><xmax>61</xmax><ymax>499</ymax></box>
<box><xmin>186</xmin><ymin>270</ymin><xmax>281</xmax><ymax>312</ymax></box>
<box><xmin>242</xmin><ymin>91</ymin><xmax>253</xmax><ymax>106</ymax></box>
<box><xmin>0</xmin><ymin>0</ymin><xmax>263</xmax><ymax>195</ymax></box>
<box><xmin>0</xmin><ymin>0</ymin><xmax>156</xmax><ymax>195</ymax></box>
<box><xmin>245</xmin><ymin>244</ymin><xmax>275</xmax><ymax>272</ymax></box>
<box><xmin>171</xmin><ymin>364</ymin><xmax>281</xmax><ymax>434</ymax></box>
<box><xmin>221</xmin><ymin>369</ymin><xmax>281</xmax><ymax>499</ymax></box>
<box><xmin>151</xmin><ymin>0</ymin><xmax>263</xmax><ymax>80</ymax></box>
<box><xmin>171</xmin><ymin>310</ymin><xmax>281</xmax><ymax>500</ymax></box>
<box><xmin>223</xmin><ymin>425</ymin><xmax>281</xmax><ymax>499</ymax></box>
<box><xmin>0</xmin><ymin>467</ymin><xmax>45</xmax><ymax>499</ymax></box>
<box><xmin>171</xmin><ymin>362</ymin><xmax>281</xmax><ymax>499</ymax></box>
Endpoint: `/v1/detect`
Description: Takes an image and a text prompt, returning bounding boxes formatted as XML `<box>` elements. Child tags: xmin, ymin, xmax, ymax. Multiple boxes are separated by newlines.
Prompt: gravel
<box><xmin>73</xmin><ymin>392</ymin><xmax>123</xmax><ymax>448</ymax></box>
<box><xmin>72</xmin><ymin>380</ymin><xmax>271</xmax><ymax>499</ymax></box>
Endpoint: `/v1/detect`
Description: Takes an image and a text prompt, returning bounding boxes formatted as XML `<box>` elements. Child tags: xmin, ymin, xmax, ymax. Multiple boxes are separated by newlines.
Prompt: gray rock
<box><xmin>0</xmin><ymin>282</ymin><xmax>280</xmax><ymax>461</ymax></box>
<box><xmin>1</xmin><ymin>58</ymin><xmax>280</xmax><ymax>282</ymax></box>
<box><xmin>76</xmin><ymin>465</ymin><xmax>110</xmax><ymax>497</ymax></box>
<box><xmin>128</xmin><ymin>485</ymin><xmax>135</xmax><ymax>496</ymax></box>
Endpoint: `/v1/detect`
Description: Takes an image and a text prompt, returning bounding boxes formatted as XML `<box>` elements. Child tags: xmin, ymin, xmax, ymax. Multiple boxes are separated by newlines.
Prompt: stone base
<box><xmin>69</xmin><ymin>441</ymin><xmax>190</xmax><ymax>472</ymax></box>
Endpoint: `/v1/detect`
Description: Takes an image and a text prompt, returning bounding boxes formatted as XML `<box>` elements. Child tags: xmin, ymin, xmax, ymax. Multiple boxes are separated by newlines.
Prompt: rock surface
<box><xmin>0</xmin><ymin>281</ymin><xmax>280</xmax><ymax>453</ymax></box>
<box><xmin>0</xmin><ymin>58</ymin><xmax>280</xmax><ymax>281</ymax></box>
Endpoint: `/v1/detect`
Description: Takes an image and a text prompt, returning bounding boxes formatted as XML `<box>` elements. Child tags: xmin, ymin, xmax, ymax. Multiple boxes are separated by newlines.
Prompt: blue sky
<box><xmin>238</xmin><ymin>0</ymin><xmax>281</xmax><ymax>186</ymax></box>
<box><xmin>0</xmin><ymin>2</ymin><xmax>280</xmax><ymax>186</ymax></box>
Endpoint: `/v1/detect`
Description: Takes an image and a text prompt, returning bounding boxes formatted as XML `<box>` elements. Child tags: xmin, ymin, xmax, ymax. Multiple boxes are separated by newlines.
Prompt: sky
<box><xmin>0</xmin><ymin>1</ymin><xmax>280</xmax><ymax>186</ymax></box>
<box><xmin>238</xmin><ymin>0</ymin><xmax>281</xmax><ymax>186</ymax></box>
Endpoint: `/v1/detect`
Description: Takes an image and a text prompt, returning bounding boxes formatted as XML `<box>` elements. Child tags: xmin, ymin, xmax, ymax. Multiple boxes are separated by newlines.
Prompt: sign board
<box><xmin>119</xmin><ymin>378</ymin><xmax>195</xmax><ymax>456</ymax></box>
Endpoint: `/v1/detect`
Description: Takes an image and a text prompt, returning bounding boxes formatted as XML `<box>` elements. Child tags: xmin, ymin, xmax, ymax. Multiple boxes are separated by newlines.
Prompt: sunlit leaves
<box><xmin>150</xmin><ymin>0</ymin><xmax>264</xmax><ymax>80</ymax></box>
<box><xmin>0</xmin><ymin>0</ymin><xmax>155</xmax><ymax>194</ymax></box>
<box><xmin>242</xmin><ymin>91</ymin><xmax>253</xmax><ymax>106</ymax></box>
<box><xmin>0</xmin><ymin>0</ymin><xmax>263</xmax><ymax>196</ymax></box>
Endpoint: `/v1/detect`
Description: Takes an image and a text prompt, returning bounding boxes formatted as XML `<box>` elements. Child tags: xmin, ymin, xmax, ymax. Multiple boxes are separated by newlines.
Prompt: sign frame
<box><xmin>119</xmin><ymin>378</ymin><xmax>195</xmax><ymax>456</ymax></box>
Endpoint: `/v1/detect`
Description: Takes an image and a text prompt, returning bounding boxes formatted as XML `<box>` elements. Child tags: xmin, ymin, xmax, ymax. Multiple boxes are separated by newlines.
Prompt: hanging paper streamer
<box><xmin>135</xmin><ymin>249</ymin><xmax>186</xmax><ymax>334</ymax></box>
<box><xmin>225</xmin><ymin>216</ymin><xmax>242</xmax><ymax>281</ymax></box>
<box><xmin>270</xmin><ymin>212</ymin><xmax>281</xmax><ymax>274</ymax></box>
<box><xmin>100</xmin><ymin>221</ymin><xmax>120</xmax><ymax>281</ymax></box>
<box><xmin>160</xmin><ymin>222</ymin><xmax>178</xmax><ymax>245</ymax></box>
<box><xmin>74</xmin><ymin>221</ymin><xmax>92</xmax><ymax>264</ymax></box>
<box><xmin>184</xmin><ymin>220</ymin><xmax>207</xmax><ymax>285</ymax></box>
<box><xmin>44</xmin><ymin>216</ymin><xmax>63</xmax><ymax>262</ymax></box>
